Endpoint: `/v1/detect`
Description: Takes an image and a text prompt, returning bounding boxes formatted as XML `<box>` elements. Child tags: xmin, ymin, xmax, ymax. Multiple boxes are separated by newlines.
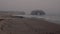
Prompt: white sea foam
<box><xmin>13</xmin><ymin>15</ymin><xmax>60</xmax><ymax>24</ymax></box>
<box><xmin>42</xmin><ymin>16</ymin><xmax>60</xmax><ymax>24</ymax></box>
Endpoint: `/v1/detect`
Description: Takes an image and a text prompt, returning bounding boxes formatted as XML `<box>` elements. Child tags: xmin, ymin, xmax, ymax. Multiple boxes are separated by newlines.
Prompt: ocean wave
<box><xmin>43</xmin><ymin>16</ymin><xmax>60</xmax><ymax>24</ymax></box>
<box><xmin>12</xmin><ymin>15</ymin><xmax>60</xmax><ymax>24</ymax></box>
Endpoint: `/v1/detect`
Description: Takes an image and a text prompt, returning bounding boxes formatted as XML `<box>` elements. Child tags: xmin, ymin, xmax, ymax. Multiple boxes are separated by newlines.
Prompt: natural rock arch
<box><xmin>31</xmin><ymin>10</ymin><xmax>45</xmax><ymax>16</ymax></box>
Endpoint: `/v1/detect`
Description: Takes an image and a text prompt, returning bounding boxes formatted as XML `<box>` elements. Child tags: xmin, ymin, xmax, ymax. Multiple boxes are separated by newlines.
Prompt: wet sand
<box><xmin>0</xmin><ymin>18</ymin><xmax>60</xmax><ymax>34</ymax></box>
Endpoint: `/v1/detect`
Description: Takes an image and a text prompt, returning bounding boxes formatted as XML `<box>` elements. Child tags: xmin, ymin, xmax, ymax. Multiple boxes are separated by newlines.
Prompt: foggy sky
<box><xmin>0</xmin><ymin>0</ymin><xmax>60</xmax><ymax>15</ymax></box>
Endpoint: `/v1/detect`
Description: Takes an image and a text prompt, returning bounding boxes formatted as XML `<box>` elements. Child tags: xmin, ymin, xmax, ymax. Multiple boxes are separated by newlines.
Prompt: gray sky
<box><xmin>0</xmin><ymin>0</ymin><xmax>60</xmax><ymax>15</ymax></box>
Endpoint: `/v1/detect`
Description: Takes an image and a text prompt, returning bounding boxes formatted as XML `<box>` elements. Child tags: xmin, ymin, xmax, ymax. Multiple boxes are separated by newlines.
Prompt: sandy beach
<box><xmin>0</xmin><ymin>17</ymin><xmax>60</xmax><ymax>34</ymax></box>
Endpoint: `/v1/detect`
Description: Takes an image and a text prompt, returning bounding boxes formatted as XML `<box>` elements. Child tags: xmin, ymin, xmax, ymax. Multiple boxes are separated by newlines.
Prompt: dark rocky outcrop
<box><xmin>31</xmin><ymin>10</ymin><xmax>45</xmax><ymax>16</ymax></box>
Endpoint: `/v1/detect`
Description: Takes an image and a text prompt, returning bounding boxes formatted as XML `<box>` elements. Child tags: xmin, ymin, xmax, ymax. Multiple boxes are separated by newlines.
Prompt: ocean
<box><xmin>13</xmin><ymin>15</ymin><xmax>60</xmax><ymax>24</ymax></box>
<box><xmin>35</xmin><ymin>15</ymin><xmax>60</xmax><ymax>24</ymax></box>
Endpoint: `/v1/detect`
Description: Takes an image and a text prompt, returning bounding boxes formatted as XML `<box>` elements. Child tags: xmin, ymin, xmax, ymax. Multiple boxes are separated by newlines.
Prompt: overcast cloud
<box><xmin>0</xmin><ymin>0</ymin><xmax>60</xmax><ymax>15</ymax></box>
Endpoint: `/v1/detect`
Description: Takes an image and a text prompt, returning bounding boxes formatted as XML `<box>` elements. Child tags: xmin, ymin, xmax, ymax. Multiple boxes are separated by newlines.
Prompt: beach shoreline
<box><xmin>0</xmin><ymin>18</ymin><xmax>60</xmax><ymax>34</ymax></box>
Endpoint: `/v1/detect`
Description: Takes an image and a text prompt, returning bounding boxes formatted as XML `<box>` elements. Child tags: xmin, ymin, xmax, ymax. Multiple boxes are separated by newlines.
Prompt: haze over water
<box><xmin>0</xmin><ymin>0</ymin><xmax>60</xmax><ymax>24</ymax></box>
